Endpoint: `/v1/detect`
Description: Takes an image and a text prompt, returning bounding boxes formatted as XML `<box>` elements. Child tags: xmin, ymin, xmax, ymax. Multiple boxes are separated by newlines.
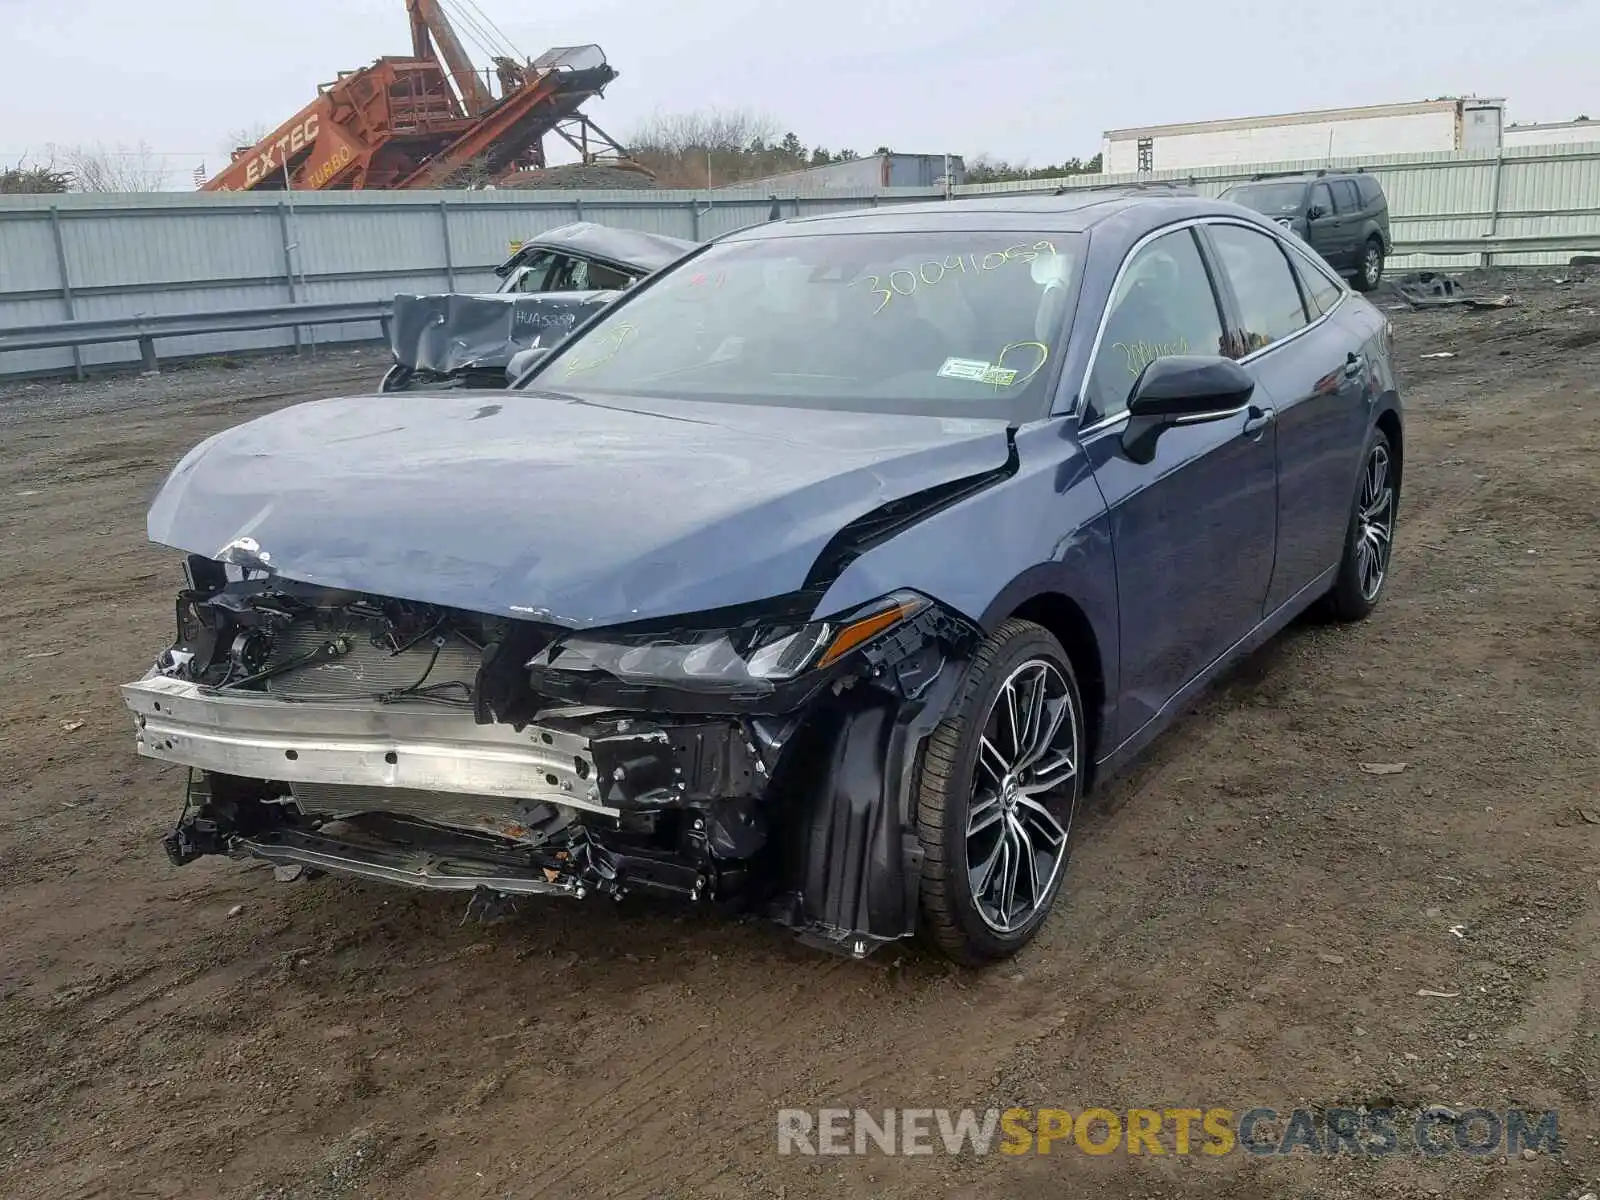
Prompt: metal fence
<box><xmin>0</xmin><ymin>187</ymin><xmax>937</xmax><ymax>377</ymax></box>
<box><xmin>4</xmin><ymin>140</ymin><xmax>1600</xmax><ymax>378</ymax></box>
<box><xmin>954</xmin><ymin>140</ymin><xmax>1600</xmax><ymax>271</ymax></box>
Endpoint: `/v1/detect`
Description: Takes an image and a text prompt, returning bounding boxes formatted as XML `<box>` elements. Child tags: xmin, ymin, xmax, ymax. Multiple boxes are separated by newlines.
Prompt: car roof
<box><xmin>505</xmin><ymin>221</ymin><xmax>698</xmax><ymax>273</ymax></box>
<box><xmin>721</xmin><ymin>190</ymin><xmax>1248</xmax><ymax>240</ymax></box>
<box><xmin>1225</xmin><ymin>171</ymin><xmax>1370</xmax><ymax>185</ymax></box>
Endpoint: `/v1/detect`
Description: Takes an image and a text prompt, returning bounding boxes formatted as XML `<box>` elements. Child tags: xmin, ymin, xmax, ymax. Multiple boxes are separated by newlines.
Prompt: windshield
<box><xmin>520</xmin><ymin>230</ymin><xmax>1083</xmax><ymax>418</ymax></box>
<box><xmin>1221</xmin><ymin>183</ymin><xmax>1308</xmax><ymax>217</ymax></box>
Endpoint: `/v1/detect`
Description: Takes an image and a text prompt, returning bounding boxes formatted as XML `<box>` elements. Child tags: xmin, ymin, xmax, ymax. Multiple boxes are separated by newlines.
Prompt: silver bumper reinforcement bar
<box><xmin>121</xmin><ymin>674</ymin><xmax>617</xmax><ymax>817</ymax></box>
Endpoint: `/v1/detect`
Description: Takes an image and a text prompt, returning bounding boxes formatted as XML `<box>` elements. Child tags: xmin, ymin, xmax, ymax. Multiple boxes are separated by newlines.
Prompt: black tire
<box><xmin>1351</xmin><ymin>236</ymin><xmax>1384</xmax><ymax>292</ymax></box>
<box><xmin>916</xmin><ymin>618</ymin><xmax>1085</xmax><ymax>965</ymax></box>
<box><xmin>380</xmin><ymin>363</ymin><xmax>414</xmax><ymax>393</ymax></box>
<box><xmin>1325</xmin><ymin>427</ymin><xmax>1398</xmax><ymax>621</ymax></box>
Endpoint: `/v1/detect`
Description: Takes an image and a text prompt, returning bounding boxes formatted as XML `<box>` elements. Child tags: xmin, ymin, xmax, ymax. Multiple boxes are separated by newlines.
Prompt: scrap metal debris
<box><xmin>1416</xmin><ymin>988</ymin><xmax>1460</xmax><ymax>998</ymax></box>
<box><xmin>1393</xmin><ymin>272</ymin><xmax>1516</xmax><ymax>311</ymax></box>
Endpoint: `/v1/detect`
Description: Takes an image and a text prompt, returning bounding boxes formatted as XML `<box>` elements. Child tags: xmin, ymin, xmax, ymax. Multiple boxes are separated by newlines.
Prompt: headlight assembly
<box><xmin>526</xmin><ymin>591</ymin><xmax>931</xmax><ymax>692</ymax></box>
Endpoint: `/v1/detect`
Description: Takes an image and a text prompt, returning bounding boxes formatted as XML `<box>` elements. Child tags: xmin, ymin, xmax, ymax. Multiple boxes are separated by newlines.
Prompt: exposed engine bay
<box><xmin>123</xmin><ymin>553</ymin><xmax>982</xmax><ymax>956</ymax></box>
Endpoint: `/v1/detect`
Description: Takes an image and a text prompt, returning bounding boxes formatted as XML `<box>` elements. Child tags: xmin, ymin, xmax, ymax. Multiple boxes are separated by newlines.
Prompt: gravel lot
<box><xmin>1</xmin><ymin>272</ymin><xmax>1597</xmax><ymax>1200</ymax></box>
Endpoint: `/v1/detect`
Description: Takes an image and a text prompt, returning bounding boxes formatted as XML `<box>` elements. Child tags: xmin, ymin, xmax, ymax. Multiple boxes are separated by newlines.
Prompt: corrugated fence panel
<box><xmin>0</xmin><ymin>216</ymin><xmax>66</xmax><ymax>296</ymax></box>
<box><xmin>297</xmin><ymin>205</ymin><xmax>446</xmax><ymax>279</ymax></box>
<box><xmin>4</xmin><ymin>155</ymin><xmax>1598</xmax><ymax>377</ymax></box>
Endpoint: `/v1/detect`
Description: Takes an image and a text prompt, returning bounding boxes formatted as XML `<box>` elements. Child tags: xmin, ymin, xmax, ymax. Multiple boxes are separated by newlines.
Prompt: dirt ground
<box><xmin>1</xmin><ymin>271</ymin><xmax>1597</xmax><ymax>1200</ymax></box>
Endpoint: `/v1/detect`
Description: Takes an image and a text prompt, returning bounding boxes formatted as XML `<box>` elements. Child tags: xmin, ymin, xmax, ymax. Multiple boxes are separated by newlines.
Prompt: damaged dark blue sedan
<box><xmin>122</xmin><ymin>190</ymin><xmax>1403</xmax><ymax>964</ymax></box>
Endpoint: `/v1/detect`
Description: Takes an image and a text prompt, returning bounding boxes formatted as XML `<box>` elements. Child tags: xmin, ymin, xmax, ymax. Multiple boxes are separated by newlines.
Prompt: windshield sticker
<box><xmin>937</xmin><ymin>357</ymin><xmax>992</xmax><ymax>382</ymax></box>
<box><xmin>562</xmin><ymin>322</ymin><xmax>638</xmax><ymax>377</ymax></box>
<box><xmin>851</xmin><ymin>241</ymin><xmax>1059</xmax><ymax>314</ymax></box>
<box><xmin>937</xmin><ymin>342</ymin><xmax>1049</xmax><ymax>389</ymax></box>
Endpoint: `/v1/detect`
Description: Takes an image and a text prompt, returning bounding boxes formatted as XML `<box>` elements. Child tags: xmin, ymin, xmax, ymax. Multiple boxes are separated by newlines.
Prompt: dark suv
<box><xmin>1220</xmin><ymin>170</ymin><xmax>1390</xmax><ymax>291</ymax></box>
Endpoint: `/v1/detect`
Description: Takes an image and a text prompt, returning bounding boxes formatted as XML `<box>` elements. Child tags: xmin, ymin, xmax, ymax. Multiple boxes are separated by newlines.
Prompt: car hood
<box><xmin>147</xmin><ymin>390</ymin><xmax>1014</xmax><ymax>627</ymax></box>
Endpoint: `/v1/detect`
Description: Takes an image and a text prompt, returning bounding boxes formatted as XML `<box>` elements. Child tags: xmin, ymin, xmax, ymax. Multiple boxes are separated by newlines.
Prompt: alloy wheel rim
<box><xmin>964</xmin><ymin>659</ymin><xmax>1077</xmax><ymax>934</ymax></box>
<box><xmin>1356</xmin><ymin>443</ymin><xmax>1394</xmax><ymax>600</ymax></box>
<box><xmin>1365</xmin><ymin>247</ymin><xmax>1381</xmax><ymax>284</ymax></box>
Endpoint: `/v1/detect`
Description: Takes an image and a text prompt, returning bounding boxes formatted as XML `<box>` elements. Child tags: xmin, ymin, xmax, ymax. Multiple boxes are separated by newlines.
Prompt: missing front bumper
<box><xmin>121</xmin><ymin>674</ymin><xmax>616</xmax><ymax>817</ymax></box>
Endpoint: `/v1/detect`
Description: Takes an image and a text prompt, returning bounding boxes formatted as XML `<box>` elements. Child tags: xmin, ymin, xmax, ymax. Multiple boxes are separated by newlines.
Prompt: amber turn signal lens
<box><xmin>815</xmin><ymin>596</ymin><xmax>929</xmax><ymax>669</ymax></box>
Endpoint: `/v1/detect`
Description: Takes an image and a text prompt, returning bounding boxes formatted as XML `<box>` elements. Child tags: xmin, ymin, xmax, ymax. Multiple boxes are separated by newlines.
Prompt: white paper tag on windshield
<box><xmin>938</xmin><ymin>357</ymin><xmax>1018</xmax><ymax>386</ymax></box>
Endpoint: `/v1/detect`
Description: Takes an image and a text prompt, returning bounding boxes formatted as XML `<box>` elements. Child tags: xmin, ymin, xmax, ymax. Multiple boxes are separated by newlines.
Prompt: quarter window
<box><xmin>1085</xmin><ymin>228</ymin><xmax>1225</xmax><ymax>423</ymax></box>
<box><xmin>1207</xmin><ymin>224</ymin><xmax>1310</xmax><ymax>355</ymax></box>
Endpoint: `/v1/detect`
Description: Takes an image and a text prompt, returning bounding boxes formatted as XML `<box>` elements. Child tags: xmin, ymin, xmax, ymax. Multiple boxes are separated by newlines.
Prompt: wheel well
<box><xmin>1376</xmin><ymin>408</ymin><xmax>1403</xmax><ymax>496</ymax></box>
<box><xmin>1007</xmin><ymin>593</ymin><xmax>1106</xmax><ymax>782</ymax></box>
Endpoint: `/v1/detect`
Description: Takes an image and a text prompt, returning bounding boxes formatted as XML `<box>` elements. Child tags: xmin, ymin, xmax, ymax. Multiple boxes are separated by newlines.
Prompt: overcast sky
<box><xmin>4</xmin><ymin>0</ymin><xmax>1595</xmax><ymax>187</ymax></box>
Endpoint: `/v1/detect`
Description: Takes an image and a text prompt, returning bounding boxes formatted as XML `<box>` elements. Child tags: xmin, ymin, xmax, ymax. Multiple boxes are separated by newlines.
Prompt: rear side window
<box><xmin>585</xmin><ymin>261</ymin><xmax>636</xmax><ymax>290</ymax></box>
<box><xmin>1289</xmin><ymin>249</ymin><xmax>1345</xmax><ymax>317</ymax></box>
<box><xmin>1206</xmin><ymin>224</ymin><xmax>1310</xmax><ymax>354</ymax></box>
<box><xmin>1331</xmin><ymin>179</ymin><xmax>1362</xmax><ymax>211</ymax></box>
<box><xmin>1085</xmin><ymin>228</ymin><xmax>1225</xmax><ymax>422</ymax></box>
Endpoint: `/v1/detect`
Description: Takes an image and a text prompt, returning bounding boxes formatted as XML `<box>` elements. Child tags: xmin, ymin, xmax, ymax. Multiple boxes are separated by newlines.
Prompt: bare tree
<box><xmin>423</xmin><ymin>152</ymin><xmax>498</xmax><ymax>189</ymax></box>
<box><xmin>223</xmin><ymin>124</ymin><xmax>271</xmax><ymax>156</ymax></box>
<box><xmin>627</xmin><ymin>108</ymin><xmax>792</xmax><ymax>188</ymax></box>
<box><xmin>628</xmin><ymin>108</ymin><xmax>780</xmax><ymax>156</ymax></box>
<box><xmin>52</xmin><ymin>141</ymin><xmax>171</xmax><ymax>192</ymax></box>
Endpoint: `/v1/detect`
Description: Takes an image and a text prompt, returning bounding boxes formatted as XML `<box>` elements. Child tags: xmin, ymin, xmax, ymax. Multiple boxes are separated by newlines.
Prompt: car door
<box><xmin>1331</xmin><ymin>179</ymin><xmax>1367</xmax><ymax>266</ymax></box>
<box><xmin>1202</xmin><ymin>221</ymin><xmax>1371</xmax><ymax>611</ymax></box>
<box><xmin>1304</xmin><ymin>180</ymin><xmax>1347</xmax><ymax>270</ymax></box>
<box><xmin>1078</xmin><ymin>225</ymin><xmax>1279</xmax><ymax>744</ymax></box>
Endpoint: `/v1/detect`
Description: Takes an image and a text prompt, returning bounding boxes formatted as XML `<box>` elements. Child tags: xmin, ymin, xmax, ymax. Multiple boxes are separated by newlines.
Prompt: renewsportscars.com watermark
<box><xmin>777</xmin><ymin>1106</ymin><xmax>1562</xmax><ymax>1158</ymax></box>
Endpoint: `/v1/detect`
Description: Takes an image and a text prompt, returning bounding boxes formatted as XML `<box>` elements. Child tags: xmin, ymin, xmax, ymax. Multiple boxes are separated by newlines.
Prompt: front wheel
<box><xmin>1352</xmin><ymin>237</ymin><xmax>1385</xmax><ymax>292</ymax></box>
<box><xmin>916</xmin><ymin>619</ymin><xmax>1085</xmax><ymax>965</ymax></box>
<box><xmin>1325</xmin><ymin>429</ymin><xmax>1397</xmax><ymax>620</ymax></box>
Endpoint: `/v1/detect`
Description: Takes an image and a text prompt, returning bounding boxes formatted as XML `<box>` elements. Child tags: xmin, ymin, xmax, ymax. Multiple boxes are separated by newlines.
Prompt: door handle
<box><xmin>1344</xmin><ymin>352</ymin><xmax>1366</xmax><ymax>378</ymax></box>
<box><xmin>1242</xmin><ymin>406</ymin><xmax>1275</xmax><ymax>437</ymax></box>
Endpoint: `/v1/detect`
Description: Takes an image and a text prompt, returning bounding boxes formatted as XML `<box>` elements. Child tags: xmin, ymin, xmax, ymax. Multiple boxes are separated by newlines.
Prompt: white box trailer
<box><xmin>1103</xmin><ymin>98</ymin><xmax>1506</xmax><ymax>173</ymax></box>
<box><xmin>1503</xmin><ymin>118</ymin><xmax>1600</xmax><ymax>149</ymax></box>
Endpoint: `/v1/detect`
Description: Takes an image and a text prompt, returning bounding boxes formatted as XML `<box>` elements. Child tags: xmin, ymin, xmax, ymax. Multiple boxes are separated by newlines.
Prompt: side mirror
<box><xmin>506</xmin><ymin>346</ymin><xmax>548</xmax><ymax>386</ymax></box>
<box><xmin>1307</xmin><ymin>204</ymin><xmax>1326</xmax><ymax>220</ymax></box>
<box><xmin>1121</xmin><ymin>355</ymin><xmax>1255</xmax><ymax>464</ymax></box>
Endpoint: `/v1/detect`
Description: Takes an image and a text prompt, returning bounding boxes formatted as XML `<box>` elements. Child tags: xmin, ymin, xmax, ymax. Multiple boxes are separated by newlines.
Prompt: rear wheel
<box><xmin>916</xmin><ymin>619</ymin><xmax>1085</xmax><ymax>964</ymax></box>
<box><xmin>1352</xmin><ymin>237</ymin><xmax>1384</xmax><ymax>292</ymax></box>
<box><xmin>1325</xmin><ymin>429</ymin><xmax>1397</xmax><ymax>620</ymax></box>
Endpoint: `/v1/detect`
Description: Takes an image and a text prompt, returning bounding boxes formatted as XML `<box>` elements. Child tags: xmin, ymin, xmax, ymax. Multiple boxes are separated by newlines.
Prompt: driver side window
<box><xmin>509</xmin><ymin>251</ymin><xmax>558</xmax><ymax>293</ymax></box>
<box><xmin>1085</xmin><ymin>228</ymin><xmax>1225</xmax><ymax>423</ymax></box>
